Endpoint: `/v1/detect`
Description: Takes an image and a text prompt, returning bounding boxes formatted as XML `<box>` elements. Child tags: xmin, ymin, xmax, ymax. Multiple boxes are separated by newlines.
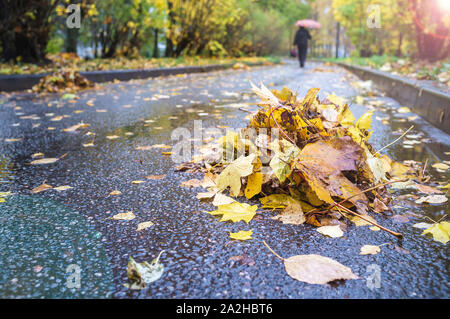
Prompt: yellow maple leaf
<box><xmin>208</xmin><ymin>202</ymin><xmax>257</xmax><ymax>223</ymax></box>
<box><xmin>216</xmin><ymin>154</ymin><xmax>256</xmax><ymax>196</ymax></box>
<box><xmin>422</xmin><ymin>221</ymin><xmax>450</xmax><ymax>244</ymax></box>
<box><xmin>229</xmin><ymin>230</ymin><xmax>253</xmax><ymax>241</ymax></box>
<box><xmin>244</xmin><ymin>172</ymin><xmax>263</xmax><ymax>199</ymax></box>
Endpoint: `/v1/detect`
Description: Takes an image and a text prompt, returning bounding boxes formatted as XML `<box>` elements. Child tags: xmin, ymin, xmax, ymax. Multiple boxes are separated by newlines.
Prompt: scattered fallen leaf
<box><xmin>422</xmin><ymin>221</ymin><xmax>450</xmax><ymax>244</ymax></box>
<box><xmin>415</xmin><ymin>195</ymin><xmax>448</xmax><ymax>204</ymax></box>
<box><xmin>137</xmin><ymin>221</ymin><xmax>154</xmax><ymax>231</ymax></box>
<box><xmin>30</xmin><ymin>158</ymin><xmax>59</xmax><ymax>165</ymax></box>
<box><xmin>63</xmin><ymin>123</ymin><xmax>90</xmax><ymax>132</ymax></box>
<box><xmin>109</xmin><ymin>190</ymin><xmax>122</xmax><ymax>196</ymax></box>
<box><xmin>316</xmin><ymin>225</ymin><xmax>344</xmax><ymax>238</ymax></box>
<box><xmin>146</xmin><ymin>175</ymin><xmax>166</xmax><ymax>180</ymax></box>
<box><xmin>53</xmin><ymin>185</ymin><xmax>73</xmax><ymax>191</ymax></box>
<box><xmin>229</xmin><ymin>230</ymin><xmax>253</xmax><ymax>241</ymax></box>
<box><xmin>124</xmin><ymin>252</ymin><xmax>164</xmax><ymax>289</ymax></box>
<box><xmin>111</xmin><ymin>211</ymin><xmax>136</xmax><ymax>220</ymax></box>
<box><xmin>31</xmin><ymin>183</ymin><xmax>52</xmax><ymax>194</ymax></box>
<box><xmin>360</xmin><ymin>245</ymin><xmax>381</xmax><ymax>255</ymax></box>
<box><xmin>415</xmin><ymin>184</ymin><xmax>443</xmax><ymax>194</ymax></box>
<box><xmin>284</xmin><ymin>254</ymin><xmax>358</xmax><ymax>285</ymax></box>
<box><xmin>413</xmin><ymin>222</ymin><xmax>433</xmax><ymax>229</ymax></box>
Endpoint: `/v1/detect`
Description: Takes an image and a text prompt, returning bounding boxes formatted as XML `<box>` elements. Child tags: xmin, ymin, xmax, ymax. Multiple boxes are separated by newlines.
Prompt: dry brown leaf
<box><xmin>360</xmin><ymin>245</ymin><xmax>381</xmax><ymax>255</ymax></box>
<box><xmin>181</xmin><ymin>179</ymin><xmax>203</xmax><ymax>188</ymax></box>
<box><xmin>373</xmin><ymin>198</ymin><xmax>389</xmax><ymax>213</ymax></box>
<box><xmin>111</xmin><ymin>211</ymin><xmax>135</xmax><ymax>220</ymax></box>
<box><xmin>136</xmin><ymin>221</ymin><xmax>154</xmax><ymax>231</ymax></box>
<box><xmin>284</xmin><ymin>254</ymin><xmax>358</xmax><ymax>285</ymax></box>
<box><xmin>146</xmin><ymin>175</ymin><xmax>166</xmax><ymax>180</ymax></box>
<box><xmin>30</xmin><ymin>158</ymin><xmax>59</xmax><ymax>165</ymax></box>
<box><xmin>415</xmin><ymin>184</ymin><xmax>443</xmax><ymax>194</ymax></box>
<box><xmin>271</xmin><ymin>202</ymin><xmax>305</xmax><ymax>225</ymax></box>
<box><xmin>31</xmin><ymin>183</ymin><xmax>52</xmax><ymax>194</ymax></box>
<box><xmin>316</xmin><ymin>225</ymin><xmax>344</xmax><ymax>238</ymax></box>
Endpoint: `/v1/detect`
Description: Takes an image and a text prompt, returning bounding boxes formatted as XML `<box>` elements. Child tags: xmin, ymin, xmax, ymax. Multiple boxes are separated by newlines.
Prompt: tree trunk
<box><xmin>66</xmin><ymin>27</ymin><xmax>79</xmax><ymax>54</ymax></box>
<box><xmin>153</xmin><ymin>29</ymin><xmax>159</xmax><ymax>58</ymax></box>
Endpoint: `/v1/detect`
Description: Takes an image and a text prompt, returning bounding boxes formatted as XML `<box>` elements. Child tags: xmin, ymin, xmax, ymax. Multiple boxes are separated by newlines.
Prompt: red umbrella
<box><xmin>295</xmin><ymin>19</ymin><xmax>321</xmax><ymax>29</ymax></box>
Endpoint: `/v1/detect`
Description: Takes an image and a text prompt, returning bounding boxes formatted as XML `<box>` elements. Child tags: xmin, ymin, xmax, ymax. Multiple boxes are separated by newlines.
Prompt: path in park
<box><xmin>0</xmin><ymin>60</ymin><xmax>449</xmax><ymax>298</ymax></box>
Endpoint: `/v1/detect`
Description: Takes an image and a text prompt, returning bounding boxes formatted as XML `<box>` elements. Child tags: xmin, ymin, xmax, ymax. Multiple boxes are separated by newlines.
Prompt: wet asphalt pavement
<box><xmin>0</xmin><ymin>60</ymin><xmax>449</xmax><ymax>299</ymax></box>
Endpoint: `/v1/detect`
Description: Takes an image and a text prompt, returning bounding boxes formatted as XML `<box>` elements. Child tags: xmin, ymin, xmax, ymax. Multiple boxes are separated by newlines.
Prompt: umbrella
<box><xmin>295</xmin><ymin>19</ymin><xmax>321</xmax><ymax>29</ymax></box>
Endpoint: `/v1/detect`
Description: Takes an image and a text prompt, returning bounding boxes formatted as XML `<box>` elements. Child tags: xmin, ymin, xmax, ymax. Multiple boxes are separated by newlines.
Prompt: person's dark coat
<box><xmin>294</xmin><ymin>27</ymin><xmax>311</xmax><ymax>47</ymax></box>
<box><xmin>293</xmin><ymin>27</ymin><xmax>311</xmax><ymax>68</ymax></box>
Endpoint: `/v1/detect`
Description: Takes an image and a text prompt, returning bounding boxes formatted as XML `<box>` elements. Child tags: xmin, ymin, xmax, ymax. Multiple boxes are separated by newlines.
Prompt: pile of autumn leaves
<box><xmin>32</xmin><ymin>68</ymin><xmax>93</xmax><ymax>94</ymax></box>
<box><xmin>179</xmin><ymin>82</ymin><xmax>427</xmax><ymax>241</ymax></box>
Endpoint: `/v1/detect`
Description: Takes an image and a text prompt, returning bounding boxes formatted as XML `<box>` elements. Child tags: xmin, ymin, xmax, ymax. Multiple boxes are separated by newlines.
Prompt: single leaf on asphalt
<box><xmin>422</xmin><ymin>221</ymin><xmax>450</xmax><ymax>244</ymax></box>
<box><xmin>391</xmin><ymin>214</ymin><xmax>410</xmax><ymax>223</ymax></box>
<box><xmin>30</xmin><ymin>158</ymin><xmax>59</xmax><ymax>165</ymax></box>
<box><xmin>208</xmin><ymin>202</ymin><xmax>258</xmax><ymax>223</ymax></box>
<box><xmin>316</xmin><ymin>225</ymin><xmax>344</xmax><ymax>238</ymax></box>
<box><xmin>111</xmin><ymin>211</ymin><xmax>136</xmax><ymax>220</ymax></box>
<box><xmin>146</xmin><ymin>175</ymin><xmax>166</xmax><ymax>180</ymax></box>
<box><xmin>124</xmin><ymin>252</ymin><xmax>165</xmax><ymax>289</ymax></box>
<box><xmin>106</xmin><ymin>135</ymin><xmax>120</xmax><ymax>140</ymax></box>
<box><xmin>132</xmin><ymin>180</ymin><xmax>146</xmax><ymax>185</ymax></box>
<box><xmin>360</xmin><ymin>245</ymin><xmax>381</xmax><ymax>255</ymax></box>
<box><xmin>415</xmin><ymin>195</ymin><xmax>448</xmax><ymax>204</ymax></box>
<box><xmin>244</xmin><ymin>172</ymin><xmax>263</xmax><ymax>199</ymax></box>
<box><xmin>62</xmin><ymin>93</ymin><xmax>77</xmax><ymax>100</ymax></box>
<box><xmin>63</xmin><ymin>123</ymin><xmax>90</xmax><ymax>132</ymax></box>
<box><xmin>137</xmin><ymin>221</ymin><xmax>154</xmax><ymax>231</ymax></box>
<box><xmin>216</xmin><ymin>154</ymin><xmax>256</xmax><ymax>196</ymax></box>
<box><xmin>229</xmin><ymin>230</ymin><xmax>253</xmax><ymax>241</ymax></box>
<box><xmin>415</xmin><ymin>184</ymin><xmax>443</xmax><ymax>194</ymax></box>
<box><xmin>284</xmin><ymin>254</ymin><xmax>358</xmax><ymax>285</ymax></box>
<box><xmin>110</xmin><ymin>190</ymin><xmax>122</xmax><ymax>196</ymax></box>
<box><xmin>53</xmin><ymin>185</ymin><xmax>73</xmax><ymax>191</ymax></box>
<box><xmin>31</xmin><ymin>183</ymin><xmax>52</xmax><ymax>194</ymax></box>
<box><xmin>413</xmin><ymin>222</ymin><xmax>433</xmax><ymax>229</ymax></box>
<box><xmin>32</xmin><ymin>152</ymin><xmax>44</xmax><ymax>158</ymax></box>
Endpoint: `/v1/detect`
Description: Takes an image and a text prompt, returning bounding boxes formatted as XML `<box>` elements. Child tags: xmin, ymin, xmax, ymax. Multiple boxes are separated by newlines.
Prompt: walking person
<box><xmin>293</xmin><ymin>26</ymin><xmax>311</xmax><ymax>68</ymax></box>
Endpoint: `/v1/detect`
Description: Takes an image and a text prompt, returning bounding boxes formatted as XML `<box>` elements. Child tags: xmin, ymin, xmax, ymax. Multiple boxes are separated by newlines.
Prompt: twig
<box><xmin>375</xmin><ymin>125</ymin><xmax>414</xmax><ymax>155</ymax></box>
<box><xmin>306</xmin><ymin>178</ymin><xmax>408</xmax><ymax>216</ymax></box>
<box><xmin>238</xmin><ymin>107</ymin><xmax>253</xmax><ymax>114</ymax></box>
<box><xmin>263</xmin><ymin>240</ymin><xmax>284</xmax><ymax>260</ymax></box>
<box><xmin>420</xmin><ymin>158</ymin><xmax>428</xmax><ymax>180</ymax></box>
<box><xmin>335</xmin><ymin>203</ymin><xmax>403</xmax><ymax>238</ymax></box>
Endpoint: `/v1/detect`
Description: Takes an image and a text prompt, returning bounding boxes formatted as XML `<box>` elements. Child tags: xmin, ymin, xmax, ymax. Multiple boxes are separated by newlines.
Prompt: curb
<box><xmin>0</xmin><ymin>61</ymin><xmax>268</xmax><ymax>93</ymax></box>
<box><xmin>337</xmin><ymin>63</ymin><xmax>450</xmax><ymax>134</ymax></box>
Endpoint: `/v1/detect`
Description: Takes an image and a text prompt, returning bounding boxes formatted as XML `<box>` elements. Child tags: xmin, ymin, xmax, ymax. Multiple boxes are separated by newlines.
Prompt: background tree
<box><xmin>0</xmin><ymin>0</ymin><xmax>61</xmax><ymax>62</ymax></box>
